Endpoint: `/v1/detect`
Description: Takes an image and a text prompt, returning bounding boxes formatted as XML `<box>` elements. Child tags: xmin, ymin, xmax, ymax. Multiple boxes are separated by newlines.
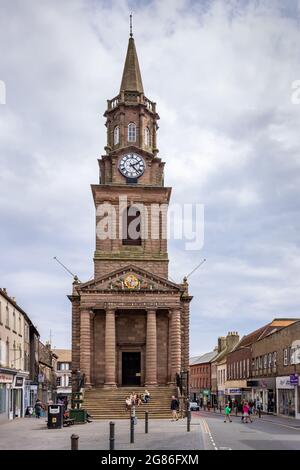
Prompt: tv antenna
<box><xmin>53</xmin><ymin>256</ymin><xmax>81</xmax><ymax>282</ymax></box>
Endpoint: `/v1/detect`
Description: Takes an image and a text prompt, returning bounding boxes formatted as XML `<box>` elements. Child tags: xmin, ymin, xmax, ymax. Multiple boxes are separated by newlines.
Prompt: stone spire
<box><xmin>120</xmin><ymin>17</ymin><xmax>144</xmax><ymax>94</ymax></box>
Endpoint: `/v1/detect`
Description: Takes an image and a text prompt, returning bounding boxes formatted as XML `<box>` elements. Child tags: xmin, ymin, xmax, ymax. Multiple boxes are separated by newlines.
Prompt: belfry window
<box><xmin>128</xmin><ymin>123</ymin><xmax>136</xmax><ymax>142</ymax></box>
<box><xmin>144</xmin><ymin>127</ymin><xmax>151</xmax><ymax>147</ymax></box>
<box><xmin>122</xmin><ymin>206</ymin><xmax>141</xmax><ymax>246</ymax></box>
<box><xmin>114</xmin><ymin>126</ymin><xmax>120</xmax><ymax>145</ymax></box>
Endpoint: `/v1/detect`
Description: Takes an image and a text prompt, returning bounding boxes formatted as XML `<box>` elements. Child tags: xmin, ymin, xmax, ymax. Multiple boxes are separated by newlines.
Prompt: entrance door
<box><xmin>122</xmin><ymin>352</ymin><xmax>141</xmax><ymax>386</ymax></box>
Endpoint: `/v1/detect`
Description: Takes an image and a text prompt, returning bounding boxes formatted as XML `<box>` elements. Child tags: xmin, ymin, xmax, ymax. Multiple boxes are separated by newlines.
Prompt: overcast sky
<box><xmin>1</xmin><ymin>0</ymin><xmax>300</xmax><ymax>354</ymax></box>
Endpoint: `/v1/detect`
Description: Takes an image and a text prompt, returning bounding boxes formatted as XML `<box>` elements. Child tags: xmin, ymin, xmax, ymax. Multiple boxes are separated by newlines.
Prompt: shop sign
<box><xmin>276</xmin><ymin>376</ymin><xmax>294</xmax><ymax>389</ymax></box>
<box><xmin>290</xmin><ymin>374</ymin><xmax>299</xmax><ymax>386</ymax></box>
<box><xmin>14</xmin><ymin>376</ymin><xmax>24</xmax><ymax>388</ymax></box>
<box><xmin>225</xmin><ymin>388</ymin><xmax>241</xmax><ymax>395</ymax></box>
<box><xmin>0</xmin><ymin>373</ymin><xmax>14</xmax><ymax>384</ymax></box>
<box><xmin>38</xmin><ymin>373</ymin><xmax>44</xmax><ymax>383</ymax></box>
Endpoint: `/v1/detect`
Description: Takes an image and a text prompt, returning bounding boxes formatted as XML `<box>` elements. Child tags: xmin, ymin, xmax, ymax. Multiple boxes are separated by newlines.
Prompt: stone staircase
<box><xmin>83</xmin><ymin>386</ymin><xmax>177</xmax><ymax>419</ymax></box>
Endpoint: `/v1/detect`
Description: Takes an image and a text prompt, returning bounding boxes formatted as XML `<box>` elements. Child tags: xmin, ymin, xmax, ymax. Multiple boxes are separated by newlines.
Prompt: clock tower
<box><xmin>70</xmin><ymin>26</ymin><xmax>192</xmax><ymax>415</ymax></box>
<box><xmin>93</xmin><ymin>32</ymin><xmax>170</xmax><ymax>279</ymax></box>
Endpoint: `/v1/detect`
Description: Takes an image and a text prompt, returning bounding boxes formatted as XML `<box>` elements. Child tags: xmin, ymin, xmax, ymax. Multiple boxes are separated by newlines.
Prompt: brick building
<box><xmin>53</xmin><ymin>349</ymin><xmax>72</xmax><ymax>402</ymax></box>
<box><xmin>0</xmin><ymin>288</ymin><xmax>39</xmax><ymax>421</ymax></box>
<box><xmin>251</xmin><ymin>319</ymin><xmax>300</xmax><ymax>418</ymax></box>
<box><xmin>38</xmin><ymin>341</ymin><xmax>57</xmax><ymax>404</ymax></box>
<box><xmin>210</xmin><ymin>332</ymin><xmax>240</xmax><ymax>406</ymax></box>
<box><xmin>70</xmin><ymin>28</ymin><xmax>192</xmax><ymax>407</ymax></box>
<box><xmin>226</xmin><ymin>319</ymin><xmax>297</xmax><ymax>409</ymax></box>
<box><xmin>190</xmin><ymin>351</ymin><xmax>218</xmax><ymax>403</ymax></box>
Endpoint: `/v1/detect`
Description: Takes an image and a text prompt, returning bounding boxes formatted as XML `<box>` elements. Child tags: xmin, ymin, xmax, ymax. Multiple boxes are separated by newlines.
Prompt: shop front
<box><xmin>0</xmin><ymin>370</ymin><xmax>15</xmax><ymax>422</ymax></box>
<box><xmin>276</xmin><ymin>376</ymin><xmax>300</xmax><ymax>419</ymax></box>
<box><xmin>225</xmin><ymin>381</ymin><xmax>252</xmax><ymax>404</ymax></box>
<box><xmin>247</xmin><ymin>378</ymin><xmax>276</xmax><ymax>413</ymax></box>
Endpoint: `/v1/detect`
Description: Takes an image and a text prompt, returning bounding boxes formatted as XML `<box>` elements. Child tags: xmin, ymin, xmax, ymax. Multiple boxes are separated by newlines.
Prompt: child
<box><xmin>224</xmin><ymin>403</ymin><xmax>232</xmax><ymax>423</ymax></box>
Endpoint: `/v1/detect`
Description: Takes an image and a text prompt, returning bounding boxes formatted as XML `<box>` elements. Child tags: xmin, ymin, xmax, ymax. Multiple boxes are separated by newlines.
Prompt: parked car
<box><xmin>189</xmin><ymin>401</ymin><xmax>200</xmax><ymax>411</ymax></box>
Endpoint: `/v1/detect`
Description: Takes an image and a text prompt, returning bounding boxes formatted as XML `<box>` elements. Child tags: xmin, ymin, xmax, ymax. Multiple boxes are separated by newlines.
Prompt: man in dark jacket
<box><xmin>34</xmin><ymin>399</ymin><xmax>43</xmax><ymax>419</ymax></box>
<box><xmin>170</xmin><ymin>396</ymin><xmax>179</xmax><ymax>421</ymax></box>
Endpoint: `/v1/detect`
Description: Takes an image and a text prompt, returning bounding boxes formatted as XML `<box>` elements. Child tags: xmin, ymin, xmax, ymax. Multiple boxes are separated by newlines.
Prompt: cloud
<box><xmin>0</xmin><ymin>0</ymin><xmax>300</xmax><ymax>353</ymax></box>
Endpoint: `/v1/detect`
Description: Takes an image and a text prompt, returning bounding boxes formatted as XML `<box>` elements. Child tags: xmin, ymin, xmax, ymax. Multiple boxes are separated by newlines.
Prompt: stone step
<box><xmin>83</xmin><ymin>386</ymin><xmax>177</xmax><ymax>420</ymax></box>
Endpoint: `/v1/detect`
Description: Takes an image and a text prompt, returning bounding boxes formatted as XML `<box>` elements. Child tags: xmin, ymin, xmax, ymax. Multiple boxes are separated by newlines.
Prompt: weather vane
<box><xmin>130</xmin><ymin>13</ymin><xmax>133</xmax><ymax>38</ymax></box>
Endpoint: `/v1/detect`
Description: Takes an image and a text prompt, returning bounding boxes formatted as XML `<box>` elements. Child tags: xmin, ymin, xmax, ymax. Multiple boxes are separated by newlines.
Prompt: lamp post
<box><xmin>290</xmin><ymin>341</ymin><xmax>300</xmax><ymax>417</ymax></box>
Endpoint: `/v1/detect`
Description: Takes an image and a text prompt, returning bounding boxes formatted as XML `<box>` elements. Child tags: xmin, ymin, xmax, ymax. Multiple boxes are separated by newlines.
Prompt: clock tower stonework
<box><xmin>70</xmin><ymin>32</ymin><xmax>192</xmax><ymax>409</ymax></box>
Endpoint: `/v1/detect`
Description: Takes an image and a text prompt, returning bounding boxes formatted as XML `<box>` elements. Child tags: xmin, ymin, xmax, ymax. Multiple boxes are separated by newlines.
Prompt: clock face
<box><xmin>118</xmin><ymin>153</ymin><xmax>145</xmax><ymax>179</ymax></box>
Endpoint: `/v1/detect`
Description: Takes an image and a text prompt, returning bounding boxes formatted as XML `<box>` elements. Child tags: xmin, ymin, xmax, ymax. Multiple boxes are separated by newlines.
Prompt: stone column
<box><xmin>170</xmin><ymin>309</ymin><xmax>182</xmax><ymax>382</ymax></box>
<box><xmin>104</xmin><ymin>309</ymin><xmax>116</xmax><ymax>387</ymax></box>
<box><xmin>80</xmin><ymin>309</ymin><xmax>91</xmax><ymax>387</ymax></box>
<box><xmin>145</xmin><ymin>309</ymin><xmax>157</xmax><ymax>385</ymax></box>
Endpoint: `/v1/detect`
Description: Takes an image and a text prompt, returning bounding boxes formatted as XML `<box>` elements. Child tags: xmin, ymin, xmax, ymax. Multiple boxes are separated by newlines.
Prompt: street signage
<box><xmin>14</xmin><ymin>376</ymin><xmax>24</xmax><ymax>388</ymax></box>
<box><xmin>0</xmin><ymin>373</ymin><xmax>14</xmax><ymax>384</ymax></box>
<box><xmin>225</xmin><ymin>388</ymin><xmax>241</xmax><ymax>395</ymax></box>
<box><xmin>290</xmin><ymin>374</ymin><xmax>299</xmax><ymax>386</ymax></box>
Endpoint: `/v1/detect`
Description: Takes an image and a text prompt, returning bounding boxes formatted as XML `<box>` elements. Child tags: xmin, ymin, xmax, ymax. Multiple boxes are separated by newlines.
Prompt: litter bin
<box><xmin>69</xmin><ymin>408</ymin><xmax>87</xmax><ymax>424</ymax></box>
<box><xmin>47</xmin><ymin>404</ymin><xmax>64</xmax><ymax>429</ymax></box>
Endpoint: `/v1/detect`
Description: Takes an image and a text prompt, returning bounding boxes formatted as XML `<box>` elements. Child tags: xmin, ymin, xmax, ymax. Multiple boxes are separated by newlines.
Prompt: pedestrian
<box><xmin>125</xmin><ymin>396</ymin><xmax>131</xmax><ymax>411</ymax></box>
<box><xmin>144</xmin><ymin>389</ymin><xmax>150</xmax><ymax>403</ymax></box>
<box><xmin>34</xmin><ymin>399</ymin><xmax>42</xmax><ymax>419</ymax></box>
<box><xmin>224</xmin><ymin>403</ymin><xmax>232</xmax><ymax>423</ymax></box>
<box><xmin>242</xmin><ymin>402</ymin><xmax>252</xmax><ymax>423</ymax></box>
<box><xmin>170</xmin><ymin>395</ymin><xmax>179</xmax><ymax>421</ymax></box>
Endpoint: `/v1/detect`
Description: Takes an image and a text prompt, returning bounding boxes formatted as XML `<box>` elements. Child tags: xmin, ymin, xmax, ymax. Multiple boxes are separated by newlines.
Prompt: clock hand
<box><xmin>129</xmin><ymin>161</ymin><xmax>140</xmax><ymax>171</ymax></box>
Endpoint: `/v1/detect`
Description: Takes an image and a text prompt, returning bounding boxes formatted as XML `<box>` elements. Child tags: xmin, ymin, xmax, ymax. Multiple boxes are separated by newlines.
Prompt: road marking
<box><xmin>260</xmin><ymin>419</ymin><xmax>300</xmax><ymax>432</ymax></box>
<box><xmin>200</xmin><ymin>418</ymin><xmax>218</xmax><ymax>451</ymax></box>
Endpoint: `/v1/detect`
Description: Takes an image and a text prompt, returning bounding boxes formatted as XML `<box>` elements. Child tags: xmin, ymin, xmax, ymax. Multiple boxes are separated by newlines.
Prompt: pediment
<box><xmin>79</xmin><ymin>265</ymin><xmax>181</xmax><ymax>293</ymax></box>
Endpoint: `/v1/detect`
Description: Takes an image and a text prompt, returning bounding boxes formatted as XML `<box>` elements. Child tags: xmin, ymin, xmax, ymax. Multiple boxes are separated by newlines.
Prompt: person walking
<box><xmin>170</xmin><ymin>396</ymin><xmax>179</xmax><ymax>421</ymax></box>
<box><xmin>125</xmin><ymin>396</ymin><xmax>131</xmax><ymax>411</ymax></box>
<box><xmin>34</xmin><ymin>399</ymin><xmax>42</xmax><ymax>419</ymax></box>
<box><xmin>242</xmin><ymin>402</ymin><xmax>252</xmax><ymax>423</ymax></box>
<box><xmin>224</xmin><ymin>403</ymin><xmax>232</xmax><ymax>423</ymax></box>
<box><xmin>144</xmin><ymin>390</ymin><xmax>150</xmax><ymax>403</ymax></box>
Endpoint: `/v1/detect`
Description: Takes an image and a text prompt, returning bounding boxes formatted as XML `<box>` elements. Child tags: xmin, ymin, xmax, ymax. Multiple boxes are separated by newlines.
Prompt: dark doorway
<box><xmin>122</xmin><ymin>352</ymin><xmax>141</xmax><ymax>386</ymax></box>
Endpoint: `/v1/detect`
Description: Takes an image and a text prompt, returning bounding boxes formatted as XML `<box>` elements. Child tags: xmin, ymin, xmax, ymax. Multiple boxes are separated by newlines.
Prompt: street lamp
<box><xmin>290</xmin><ymin>340</ymin><xmax>300</xmax><ymax>417</ymax></box>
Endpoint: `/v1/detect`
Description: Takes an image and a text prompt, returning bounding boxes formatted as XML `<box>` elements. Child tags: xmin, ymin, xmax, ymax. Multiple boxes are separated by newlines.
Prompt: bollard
<box><xmin>130</xmin><ymin>405</ymin><xmax>135</xmax><ymax>444</ymax></box>
<box><xmin>187</xmin><ymin>410</ymin><xmax>191</xmax><ymax>432</ymax></box>
<box><xmin>219</xmin><ymin>404</ymin><xmax>222</xmax><ymax>414</ymax></box>
<box><xmin>109</xmin><ymin>421</ymin><xmax>115</xmax><ymax>450</ymax></box>
<box><xmin>258</xmin><ymin>407</ymin><xmax>261</xmax><ymax>419</ymax></box>
<box><xmin>145</xmin><ymin>411</ymin><xmax>149</xmax><ymax>434</ymax></box>
<box><xmin>71</xmin><ymin>434</ymin><xmax>79</xmax><ymax>450</ymax></box>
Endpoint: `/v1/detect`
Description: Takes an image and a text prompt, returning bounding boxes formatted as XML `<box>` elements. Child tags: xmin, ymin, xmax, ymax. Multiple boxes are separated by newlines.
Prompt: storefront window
<box><xmin>0</xmin><ymin>384</ymin><xmax>6</xmax><ymax>414</ymax></box>
<box><xmin>278</xmin><ymin>389</ymin><xmax>295</xmax><ymax>417</ymax></box>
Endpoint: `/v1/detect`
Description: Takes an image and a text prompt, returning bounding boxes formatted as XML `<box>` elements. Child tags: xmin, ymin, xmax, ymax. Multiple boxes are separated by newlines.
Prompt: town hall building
<box><xmin>70</xmin><ymin>27</ymin><xmax>192</xmax><ymax>401</ymax></box>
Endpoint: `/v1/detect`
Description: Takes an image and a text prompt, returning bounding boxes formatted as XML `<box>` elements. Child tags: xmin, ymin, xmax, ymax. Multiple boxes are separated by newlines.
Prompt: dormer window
<box><xmin>128</xmin><ymin>122</ymin><xmax>136</xmax><ymax>142</ymax></box>
<box><xmin>114</xmin><ymin>125</ymin><xmax>120</xmax><ymax>145</ymax></box>
<box><xmin>144</xmin><ymin>127</ymin><xmax>151</xmax><ymax>147</ymax></box>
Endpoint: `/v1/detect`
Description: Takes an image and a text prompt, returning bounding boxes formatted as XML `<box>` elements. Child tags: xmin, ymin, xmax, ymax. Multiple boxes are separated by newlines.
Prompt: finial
<box><xmin>130</xmin><ymin>13</ymin><xmax>133</xmax><ymax>38</ymax></box>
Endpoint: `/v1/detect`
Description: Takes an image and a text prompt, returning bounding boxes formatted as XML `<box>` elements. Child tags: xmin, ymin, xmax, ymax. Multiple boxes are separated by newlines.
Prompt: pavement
<box><xmin>0</xmin><ymin>411</ymin><xmax>300</xmax><ymax>450</ymax></box>
<box><xmin>0</xmin><ymin>416</ymin><xmax>202</xmax><ymax>450</ymax></box>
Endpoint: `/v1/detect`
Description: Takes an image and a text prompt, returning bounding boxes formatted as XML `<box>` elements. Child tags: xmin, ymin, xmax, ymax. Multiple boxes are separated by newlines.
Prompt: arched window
<box><xmin>128</xmin><ymin>122</ymin><xmax>136</xmax><ymax>142</ymax></box>
<box><xmin>114</xmin><ymin>125</ymin><xmax>120</xmax><ymax>145</ymax></box>
<box><xmin>144</xmin><ymin>127</ymin><xmax>151</xmax><ymax>147</ymax></box>
<box><xmin>122</xmin><ymin>206</ymin><xmax>141</xmax><ymax>246</ymax></box>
